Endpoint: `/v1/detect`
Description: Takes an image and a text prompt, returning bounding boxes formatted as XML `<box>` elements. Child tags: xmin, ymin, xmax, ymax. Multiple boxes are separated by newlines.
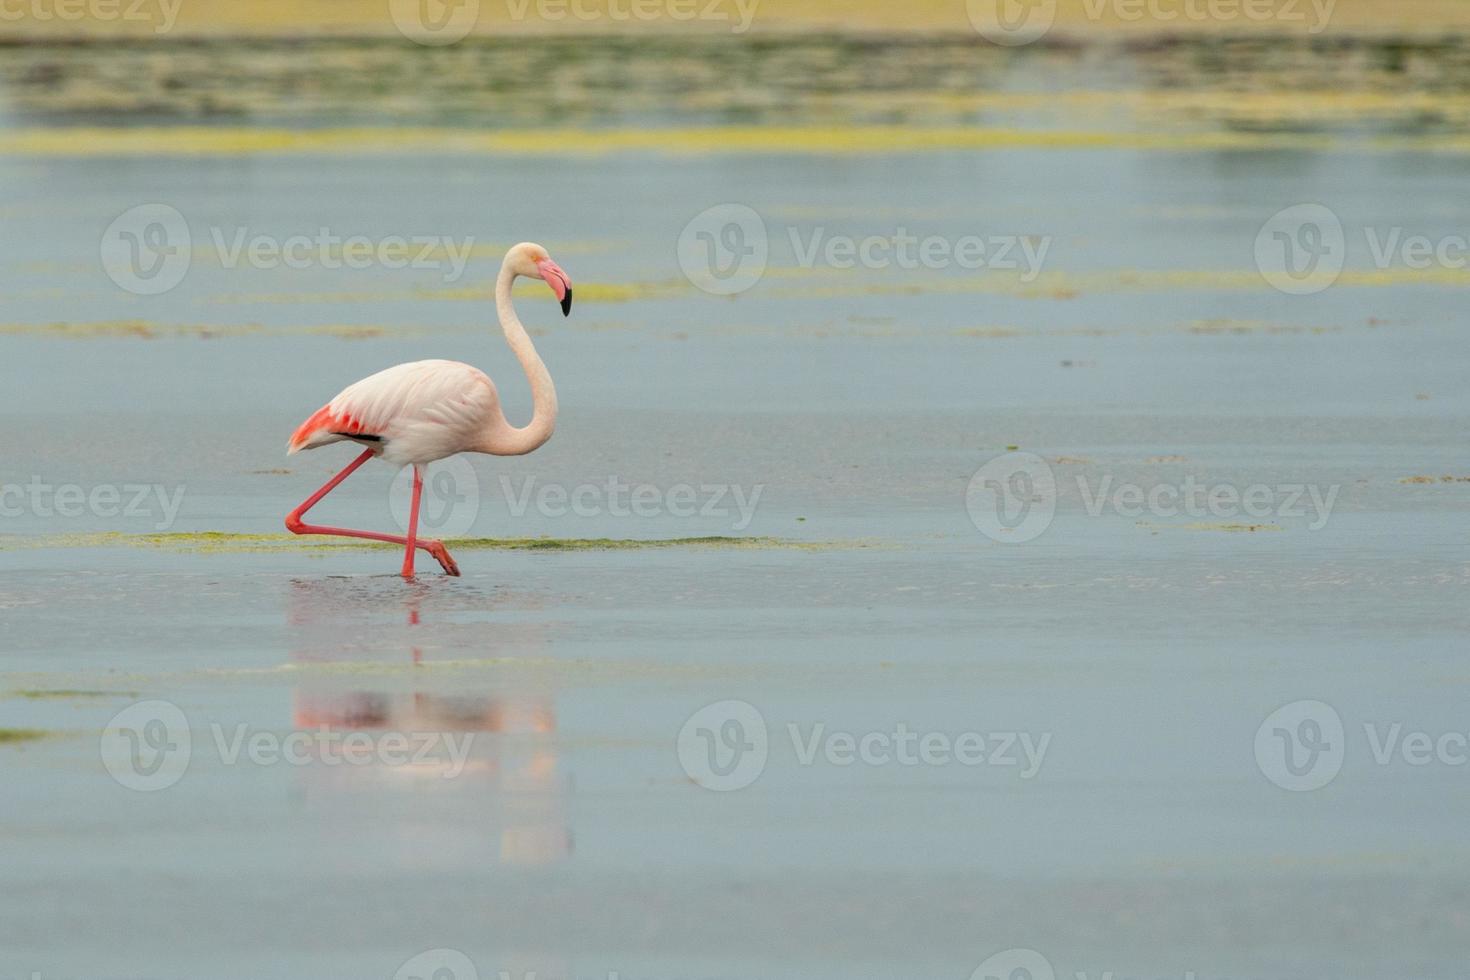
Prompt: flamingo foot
<box><xmin>426</xmin><ymin>541</ymin><xmax>461</xmax><ymax>577</ymax></box>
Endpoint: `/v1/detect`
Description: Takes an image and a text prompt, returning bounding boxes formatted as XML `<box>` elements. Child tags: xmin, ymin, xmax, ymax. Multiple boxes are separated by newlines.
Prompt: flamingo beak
<box><xmin>536</xmin><ymin>258</ymin><xmax>573</xmax><ymax>317</ymax></box>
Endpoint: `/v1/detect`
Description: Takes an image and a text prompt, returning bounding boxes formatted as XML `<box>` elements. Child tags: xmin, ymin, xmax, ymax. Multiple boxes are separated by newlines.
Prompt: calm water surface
<box><xmin>1</xmin><ymin>36</ymin><xmax>1468</xmax><ymax>980</ymax></box>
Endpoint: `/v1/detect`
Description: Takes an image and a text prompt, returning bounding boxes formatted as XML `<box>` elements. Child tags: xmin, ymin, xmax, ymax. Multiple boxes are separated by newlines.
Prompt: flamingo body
<box><xmin>281</xmin><ymin>242</ymin><xmax>572</xmax><ymax>578</ymax></box>
<box><xmin>288</xmin><ymin>359</ymin><xmax>500</xmax><ymax>467</ymax></box>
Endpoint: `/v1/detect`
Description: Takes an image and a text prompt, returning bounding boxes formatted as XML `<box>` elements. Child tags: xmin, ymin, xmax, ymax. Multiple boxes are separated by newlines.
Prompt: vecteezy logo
<box><xmin>677</xmin><ymin>204</ymin><xmax>769</xmax><ymax>296</ymax></box>
<box><xmin>393</xmin><ymin>948</ymin><xmax>479</xmax><ymax>980</ymax></box>
<box><xmin>389</xmin><ymin>457</ymin><xmax>481</xmax><ymax>539</ymax></box>
<box><xmin>100</xmin><ymin>204</ymin><xmax>191</xmax><ymax>295</ymax></box>
<box><xmin>388</xmin><ymin>0</ymin><xmax>480</xmax><ymax>45</ymax></box>
<box><xmin>677</xmin><ymin>700</ymin><xmax>769</xmax><ymax>791</ymax></box>
<box><xmin>100</xmin><ymin>700</ymin><xmax>192</xmax><ymax>791</ymax></box>
<box><xmin>970</xmin><ymin>947</ymin><xmax>1056</xmax><ymax>980</ymax></box>
<box><xmin>1254</xmin><ymin>203</ymin><xmax>1347</xmax><ymax>295</ymax></box>
<box><xmin>966</xmin><ymin>452</ymin><xmax>1057</xmax><ymax>543</ymax></box>
<box><xmin>1254</xmin><ymin>699</ymin><xmax>1345</xmax><ymax>792</ymax></box>
<box><xmin>966</xmin><ymin>0</ymin><xmax>1058</xmax><ymax>46</ymax></box>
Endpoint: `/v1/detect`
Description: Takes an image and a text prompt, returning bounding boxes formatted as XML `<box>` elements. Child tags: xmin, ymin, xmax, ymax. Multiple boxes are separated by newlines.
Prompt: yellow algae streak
<box><xmin>6</xmin><ymin>266</ymin><xmax>1468</xmax><ymax>347</ymax></box>
<box><xmin>10</xmin><ymin>689</ymin><xmax>135</xmax><ymax>700</ymax></box>
<box><xmin>436</xmin><ymin>280</ymin><xmax>688</xmax><ymax>303</ymax></box>
<box><xmin>1139</xmin><ymin>522</ymin><xmax>1284</xmax><ymax>533</ymax></box>
<box><xmin>0</xmin><ymin>321</ymin><xmax>409</xmax><ymax>340</ymax></box>
<box><xmin>769</xmin><ymin>266</ymin><xmax>1470</xmax><ymax>301</ymax></box>
<box><xmin>205</xmin><ymin>280</ymin><xmax>682</xmax><ymax>307</ymax></box>
<box><xmin>0</xmin><ymin>320</ymin><xmax>170</xmax><ymax>339</ymax></box>
<box><xmin>1183</xmin><ymin>319</ymin><xmax>1343</xmax><ymax>336</ymax></box>
<box><xmin>0</xmin><ymin>531</ymin><xmax>845</xmax><ymax>553</ymax></box>
<box><xmin>0</xmin><ymin>125</ymin><xmax>1357</xmax><ymax>159</ymax></box>
<box><xmin>6</xmin><ymin>265</ymin><xmax>1469</xmax><ymax>344</ymax></box>
<box><xmin>0</xmin><ymin>729</ymin><xmax>51</xmax><ymax>746</ymax></box>
<box><xmin>8</xmin><ymin>124</ymin><xmax>1470</xmax><ymax>160</ymax></box>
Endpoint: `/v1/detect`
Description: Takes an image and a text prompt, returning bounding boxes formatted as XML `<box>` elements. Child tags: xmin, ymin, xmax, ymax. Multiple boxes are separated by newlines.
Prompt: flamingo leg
<box><xmin>402</xmin><ymin>465</ymin><xmax>423</xmax><ymax>579</ymax></box>
<box><xmin>285</xmin><ymin>449</ymin><xmax>461</xmax><ymax>577</ymax></box>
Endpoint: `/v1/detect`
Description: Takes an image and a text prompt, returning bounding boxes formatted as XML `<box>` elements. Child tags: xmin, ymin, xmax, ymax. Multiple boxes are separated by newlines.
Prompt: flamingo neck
<box><xmin>482</xmin><ymin>262</ymin><xmax>558</xmax><ymax>456</ymax></box>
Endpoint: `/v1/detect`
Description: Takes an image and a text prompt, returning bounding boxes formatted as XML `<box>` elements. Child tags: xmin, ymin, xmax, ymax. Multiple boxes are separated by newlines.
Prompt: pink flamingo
<box><xmin>284</xmin><ymin>243</ymin><xmax>571</xmax><ymax>578</ymax></box>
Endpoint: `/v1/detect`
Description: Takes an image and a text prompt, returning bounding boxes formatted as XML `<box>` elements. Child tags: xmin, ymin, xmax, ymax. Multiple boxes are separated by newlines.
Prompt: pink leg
<box><xmin>285</xmin><ymin>449</ymin><xmax>460</xmax><ymax>576</ymax></box>
<box><xmin>402</xmin><ymin>465</ymin><xmax>423</xmax><ymax>579</ymax></box>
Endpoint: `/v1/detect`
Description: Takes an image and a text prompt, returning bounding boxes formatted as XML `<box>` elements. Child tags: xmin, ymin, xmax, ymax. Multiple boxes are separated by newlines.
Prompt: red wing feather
<box><xmin>288</xmin><ymin>405</ymin><xmax>378</xmax><ymax>453</ymax></box>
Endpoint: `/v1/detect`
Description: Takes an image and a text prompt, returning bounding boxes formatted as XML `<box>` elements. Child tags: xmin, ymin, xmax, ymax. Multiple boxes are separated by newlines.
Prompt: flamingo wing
<box><xmin>287</xmin><ymin>360</ymin><xmax>498</xmax><ymax>465</ymax></box>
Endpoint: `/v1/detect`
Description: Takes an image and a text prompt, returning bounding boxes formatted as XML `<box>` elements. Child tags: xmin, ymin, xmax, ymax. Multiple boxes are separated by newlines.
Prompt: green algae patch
<box><xmin>11</xmin><ymin>689</ymin><xmax>137</xmax><ymax>700</ymax></box>
<box><xmin>450</xmin><ymin>536</ymin><xmax>796</xmax><ymax>551</ymax></box>
<box><xmin>0</xmin><ymin>320</ymin><xmax>169</xmax><ymax>338</ymax></box>
<box><xmin>2</xmin><ymin>531</ymin><xmax>849</xmax><ymax>554</ymax></box>
<box><xmin>0</xmin><ymin>728</ymin><xmax>51</xmax><ymax>746</ymax></box>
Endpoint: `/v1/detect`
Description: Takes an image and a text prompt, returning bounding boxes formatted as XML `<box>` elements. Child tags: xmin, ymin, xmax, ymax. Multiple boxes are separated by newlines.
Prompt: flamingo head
<box><xmin>508</xmin><ymin>242</ymin><xmax>573</xmax><ymax>317</ymax></box>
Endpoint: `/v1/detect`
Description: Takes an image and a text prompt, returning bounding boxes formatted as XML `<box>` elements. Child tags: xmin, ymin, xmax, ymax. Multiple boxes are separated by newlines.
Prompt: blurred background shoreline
<box><xmin>2</xmin><ymin>0</ymin><xmax>1468</xmax><ymax>145</ymax></box>
<box><xmin>5</xmin><ymin>33</ymin><xmax>1470</xmax><ymax>147</ymax></box>
<box><xmin>2</xmin><ymin>0</ymin><xmax>1470</xmax><ymax>39</ymax></box>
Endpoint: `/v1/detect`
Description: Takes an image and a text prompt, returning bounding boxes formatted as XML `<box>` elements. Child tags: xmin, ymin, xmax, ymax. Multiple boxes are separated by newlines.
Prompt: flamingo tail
<box><xmin>287</xmin><ymin>405</ymin><xmax>378</xmax><ymax>455</ymax></box>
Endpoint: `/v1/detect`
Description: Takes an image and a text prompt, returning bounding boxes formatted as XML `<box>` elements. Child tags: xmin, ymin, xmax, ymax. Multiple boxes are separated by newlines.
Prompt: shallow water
<box><xmin>3</xmin><ymin>35</ymin><xmax>1470</xmax><ymax>980</ymax></box>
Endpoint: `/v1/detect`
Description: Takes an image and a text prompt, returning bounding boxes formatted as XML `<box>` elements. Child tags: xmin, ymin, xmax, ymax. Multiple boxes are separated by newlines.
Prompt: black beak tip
<box><xmin>561</xmin><ymin>288</ymin><xmax>573</xmax><ymax>317</ymax></box>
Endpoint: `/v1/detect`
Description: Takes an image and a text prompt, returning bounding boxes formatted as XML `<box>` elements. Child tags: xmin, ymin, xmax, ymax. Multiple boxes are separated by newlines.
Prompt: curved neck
<box><xmin>482</xmin><ymin>262</ymin><xmax>558</xmax><ymax>456</ymax></box>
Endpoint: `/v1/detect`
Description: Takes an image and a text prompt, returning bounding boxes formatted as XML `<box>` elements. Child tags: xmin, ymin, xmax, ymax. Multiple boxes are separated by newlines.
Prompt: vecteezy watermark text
<box><xmin>1256</xmin><ymin>202</ymin><xmax>1470</xmax><ymax>295</ymax></box>
<box><xmin>678</xmin><ymin>204</ymin><xmax>1050</xmax><ymax>295</ymax></box>
<box><xmin>1256</xmin><ymin>699</ymin><xmax>1470</xmax><ymax>792</ymax></box>
<box><xmin>0</xmin><ymin>0</ymin><xmax>182</xmax><ymax>33</ymax></box>
<box><xmin>206</xmin><ymin>227</ymin><xmax>473</xmax><ymax>279</ymax></box>
<box><xmin>101</xmin><ymin>203</ymin><xmax>475</xmax><ymax>296</ymax></box>
<box><xmin>1</xmin><ymin>479</ymin><xmax>184</xmax><ymax>530</ymax></box>
<box><xmin>966</xmin><ymin>452</ymin><xmax>1339</xmax><ymax>542</ymax></box>
<box><xmin>1074</xmin><ymin>474</ymin><xmax>1337</xmax><ymax>528</ymax></box>
<box><xmin>101</xmin><ymin>700</ymin><xmax>475</xmax><ymax>792</ymax></box>
<box><xmin>387</xmin><ymin>461</ymin><xmax>768</xmax><ymax>538</ymax></box>
<box><xmin>502</xmin><ymin>476</ymin><xmax>764</xmax><ymax>531</ymax></box>
<box><xmin>389</xmin><ymin>0</ymin><xmax>759</xmax><ymax>45</ymax></box>
<box><xmin>787</xmin><ymin>227</ymin><xmax>1050</xmax><ymax>280</ymax></box>
<box><xmin>677</xmin><ymin>700</ymin><xmax>1051</xmax><ymax>791</ymax></box>
<box><xmin>508</xmin><ymin>0</ymin><xmax>759</xmax><ymax>32</ymax></box>
<box><xmin>971</xmin><ymin>947</ymin><xmax>1283</xmax><ymax>980</ymax></box>
<box><xmin>967</xmin><ymin>0</ymin><xmax>1335</xmax><ymax>46</ymax></box>
<box><xmin>393</xmin><ymin>952</ymin><xmax>729</xmax><ymax>980</ymax></box>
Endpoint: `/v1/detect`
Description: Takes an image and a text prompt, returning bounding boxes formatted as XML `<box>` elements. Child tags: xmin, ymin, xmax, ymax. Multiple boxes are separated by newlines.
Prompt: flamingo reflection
<box><xmin>285</xmin><ymin>578</ymin><xmax>572</xmax><ymax>867</ymax></box>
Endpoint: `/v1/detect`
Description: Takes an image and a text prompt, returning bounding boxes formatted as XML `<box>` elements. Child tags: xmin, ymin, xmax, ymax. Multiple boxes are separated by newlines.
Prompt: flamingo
<box><xmin>284</xmin><ymin>242</ymin><xmax>571</xmax><ymax>578</ymax></box>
